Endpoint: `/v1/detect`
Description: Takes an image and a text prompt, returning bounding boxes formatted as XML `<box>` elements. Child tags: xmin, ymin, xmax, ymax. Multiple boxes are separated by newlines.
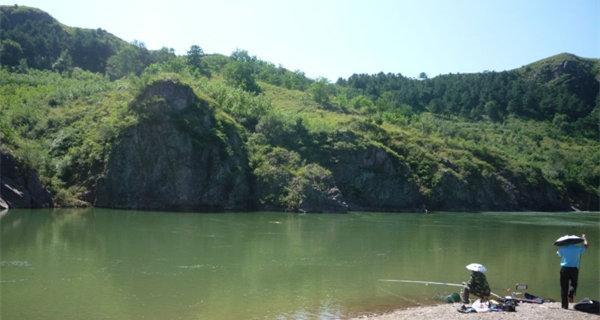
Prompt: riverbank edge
<box><xmin>4</xmin><ymin>205</ymin><xmax>598</xmax><ymax>214</ymax></box>
<box><xmin>351</xmin><ymin>302</ymin><xmax>599</xmax><ymax>320</ymax></box>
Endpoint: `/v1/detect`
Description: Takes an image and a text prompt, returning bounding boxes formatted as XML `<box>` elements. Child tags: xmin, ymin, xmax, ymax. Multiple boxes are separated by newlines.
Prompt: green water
<box><xmin>1</xmin><ymin>209</ymin><xmax>598</xmax><ymax>319</ymax></box>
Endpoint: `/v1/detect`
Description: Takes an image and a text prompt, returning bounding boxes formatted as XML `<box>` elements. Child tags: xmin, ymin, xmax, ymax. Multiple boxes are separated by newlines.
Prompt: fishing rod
<box><xmin>379</xmin><ymin>279</ymin><xmax>465</xmax><ymax>287</ymax></box>
<box><xmin>379</xmin><ymin>279</ymin><xmax>504</xmax><ymax>299</ymax></box>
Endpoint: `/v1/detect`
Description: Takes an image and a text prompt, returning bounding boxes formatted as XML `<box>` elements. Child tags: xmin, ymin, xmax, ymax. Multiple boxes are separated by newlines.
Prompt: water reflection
<box><xmin>1</xmin><ymin>209</ymin><xmax>598</xmax><ymax>320</ymax></box>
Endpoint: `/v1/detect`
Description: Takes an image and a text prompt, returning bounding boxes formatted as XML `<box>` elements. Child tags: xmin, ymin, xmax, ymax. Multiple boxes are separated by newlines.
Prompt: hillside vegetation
<box><xmin>1</xmin><ymin>5</ymin><xmax>598</xmax><ymax>212</ymax></box>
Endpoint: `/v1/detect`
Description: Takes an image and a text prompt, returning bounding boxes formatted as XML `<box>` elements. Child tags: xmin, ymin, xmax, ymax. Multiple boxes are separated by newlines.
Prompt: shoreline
<box><xmin>351</xmin><ymin>302</ymin><xmax>599</xmax><ymax>319</ymax></box>
<box><xmin>4</xmin><ymin>207</ymin><xmax>600</xmax><ymax>214</ymax></box>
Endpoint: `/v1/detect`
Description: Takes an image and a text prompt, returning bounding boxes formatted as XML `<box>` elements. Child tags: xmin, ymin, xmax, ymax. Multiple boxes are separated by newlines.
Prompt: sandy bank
<box><xmin>352</xmin><ymin>302</ymin><xmax>598</xmax><ymax>320</ymax></box>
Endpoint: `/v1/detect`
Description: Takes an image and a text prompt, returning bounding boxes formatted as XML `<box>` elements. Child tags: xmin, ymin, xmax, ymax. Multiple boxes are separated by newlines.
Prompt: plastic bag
<box><xmin>471</xmin><ymin>299</ymin><xmax>490</xmax><ymax>312</ymax></box>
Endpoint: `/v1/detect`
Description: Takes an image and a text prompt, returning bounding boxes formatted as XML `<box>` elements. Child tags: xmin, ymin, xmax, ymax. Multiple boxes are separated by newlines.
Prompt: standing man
<box><xmin>557</xmin><ymin>234</ymin><xmax>589</xmax><ymax>309</ymax></box>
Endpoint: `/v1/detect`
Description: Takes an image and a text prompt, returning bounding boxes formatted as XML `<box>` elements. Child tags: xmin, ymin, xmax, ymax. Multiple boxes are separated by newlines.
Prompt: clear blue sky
<box><xmin>3</xmin><ymin>0</ymin><xmax>599</xmax><ymax>80</ymax></box>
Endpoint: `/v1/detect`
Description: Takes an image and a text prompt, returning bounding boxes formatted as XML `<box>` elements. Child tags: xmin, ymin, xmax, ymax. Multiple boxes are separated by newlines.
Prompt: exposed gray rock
<box><xmin>428</xmin><ymin>165</ymin><xmax>571</xmax><ymax>211</ymax></box>
<box><xmin>0</xmin><ymin>151</ymin><xmax>53</xmax><ymax>208</ymax></box>
<box><xmin>95</xmin><ymin>80</ymin><xmax>253</xmax><ymax>211</ymax></box>
<box><xmin>294</xmin><ymin>164</ymin><xmax>348</xmax><ymax>213</ymax></box>
<box><xmin>0</xmin><ymin>196</ymin><xmax>8</xmax><ymax>210</ymax></box>
<box><xmin>298</xmin><ymin>186</ymin><xmax>348</xmax><ymax>213</ymax></box>
<box><xmin>316</xmin><ymin>132</ymin><xmax>423</xmax><ymax>211</ymax></box>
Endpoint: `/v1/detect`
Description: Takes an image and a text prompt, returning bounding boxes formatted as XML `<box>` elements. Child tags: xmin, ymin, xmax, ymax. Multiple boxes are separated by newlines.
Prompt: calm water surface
<box><xmin>1</xmin><ymin>209</ymin><xmax>598</xmax><ymax>319</ymax></box>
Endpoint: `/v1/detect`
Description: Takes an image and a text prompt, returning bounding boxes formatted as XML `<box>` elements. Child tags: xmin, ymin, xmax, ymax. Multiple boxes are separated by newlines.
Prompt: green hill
<box><xmin>0</xmin><ymin>5</ymin><xmax>128</xmax><ymax>72</ymax></box>
<box><xmin>1</xmin><ymin>6</ymin><xmax>598</xmax><ymax>212</ymax></box>
<box><xmin>336</xmin><ymin>53</ymin><xmax>598</xmax><ymax>128</ymax></box>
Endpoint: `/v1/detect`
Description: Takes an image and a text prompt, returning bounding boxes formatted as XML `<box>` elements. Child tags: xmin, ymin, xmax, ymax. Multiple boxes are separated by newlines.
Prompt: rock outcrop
<box><xmin>95</xmin><ymin>80</ymin><xmax>253</xmax><ymax>211</ymax></box>
<box><xmin>293</xmin><ymin>164</ymin><xmax>348</xmax><ymax>213</ymax></box>
<box><xmin>0</xmin><ymin>151</ymin><xmax>53</xmax><ymax>208</ymax></box>
<box><xmin>298</xmin><ymin>186</ymin><xmax>347</xmax><ymax>213</ymax></box>
<box><xmin>307</xmin><ymin>131</ymin><xmax>423</xmax><ymax>211</ymax></box>
<box><xmin>250</xmin><ymin>145</ymin><xmax>348</xmax><ymax>213</ymax></box>
<box><xmin>428</xmin><ymin>167</ymin><xmax>571</xmax><ymax>211</ymax></box>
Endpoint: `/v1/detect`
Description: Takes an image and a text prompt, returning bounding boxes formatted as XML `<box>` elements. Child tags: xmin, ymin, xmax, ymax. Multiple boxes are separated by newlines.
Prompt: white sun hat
<box><xmin>554</xmin><ymin>235</ymin><xmax>584</xmax><ymax>246</ymax></box>
<box><xmin>466</xmin><ymin>263</ymin><xmax>487</xmax><ymax>273</ymax></box>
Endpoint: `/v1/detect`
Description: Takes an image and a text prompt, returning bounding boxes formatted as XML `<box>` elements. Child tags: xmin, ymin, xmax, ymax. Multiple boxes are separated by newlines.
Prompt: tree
<box><xmin>186</xmin><ymin>45</ymin><xmax>204</xmax><ymax>68</ymax></box>
<box><xmin>376</xmin><ymin>91</ymin><xmax>403</xmax><ymax>111</ymax></box>
<box><xmin>51</xmin><ymin>49</ymin><xmax>73</xmax><ymax>73</ymax></box>
<box><xmin>350</xmin><ymin>95</ymin><xmax>374</xmax><ymax>111</ymax></box>
<box><xmin>223</xmin><ymin>61</ymin><xmax>260</xmax><ymax>94</ymax></box>
<box><xmin>552</xmin><ymin>113</ymin><xmax>568</xmax><ymax>131</ymax></box>
<box><xmin>427</xmin><ymin>98</ymin><xmax>444</xmax><ymax>113</ymax></box>
<box><xmin>69</xmin><ymin>28</ymin><xmax>116</xmax><ymax>73</ymax></box>
<box><xmin>0</xmin><ymin>39</ymin><xmax>24</xmax><ymax>67</ymax></box>
<box><xmin>484</xmin><ymin>100</ymin><xmax>502</xmax><ymax>121</ymax></box>
<box><xmin>131</xmin><ymin>40</ymin><xmax>151</xmax><ymax>66</ymax></box>
<box><xmin>105</xmin><ymin>45</ymin><xmax>145</xmax><ymax>79</ymax></box>
<box><xmin>309</xmin><ymin>78</ymin><xmax>334</xmax><ymax>105</ymax></box>
<box><xmin>282</xmin><ymin>70</ymin><xmax>309</xmax><ymax>90</ymax></box>
<box><xmin>506</xmin><ymin>99</ymin><xmax>522</xmax><ymax>116</ymax></box>
<box><xmin>231</xmin><ymin>49</ymin><xmax>256</xmax><ymax>63</ymax></box>
<box><xmin>419</xmin><ymin>72</ymin><xmax>428</xmax><ymax>80</ymax></box>
<box><xmin>151</xmin><ymin>47</ymin><xmax>176</xmax><ymax>64</ymax></box>
<box><xmin>186</xmin><ymin>45</ymin><xmax>210</xmax><ymax>77</ymax></box>
<box><xmin>17</xmin><ymin>58</ymin><xmax>28</xmax><ymax>72</ymax></box>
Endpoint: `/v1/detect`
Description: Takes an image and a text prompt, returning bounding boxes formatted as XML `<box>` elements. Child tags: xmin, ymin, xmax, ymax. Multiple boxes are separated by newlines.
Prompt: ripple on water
<box><xmin>177</xmin><ymin>264</ymin><xmax>221</xmax><ymax>270</ymax></box>
<box><xmin>503</xmin><ymin>220</ymin><xmax>596</xmax><ymax>227</ymax></box>
<box><xmin>177</xmin><ymin>264</ymin><xmax>204</xmax><ymax>269</ymax></box>
<box><xmin>0</xmin><ymin>278</ymin><xmax>29</xmax><ymax>283</ymax></box>
<box><xmin>0</xmin><ymin>260</ymin><xmax>32</xmax><ymax>268</ymax></box>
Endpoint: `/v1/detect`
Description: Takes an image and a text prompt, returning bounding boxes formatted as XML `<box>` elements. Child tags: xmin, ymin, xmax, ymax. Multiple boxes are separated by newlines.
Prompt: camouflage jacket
<box><xmin>467</xmin><ymin>271</ymin><xmax>491</xmax><ymax>297</ymax></box>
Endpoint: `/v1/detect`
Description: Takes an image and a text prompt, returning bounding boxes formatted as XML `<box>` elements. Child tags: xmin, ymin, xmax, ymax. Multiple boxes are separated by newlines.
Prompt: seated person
<box><xmin>462</xmin><ymin>263</ymin><xmax>491</xmax><ymax>303</ymax></box>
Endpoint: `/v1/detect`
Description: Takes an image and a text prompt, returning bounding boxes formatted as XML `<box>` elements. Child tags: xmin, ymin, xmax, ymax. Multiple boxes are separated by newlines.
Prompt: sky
<box><xmin>3</xmin><ymin>0</ymin><xmax>599</xmax><ymax>80</ymax></box>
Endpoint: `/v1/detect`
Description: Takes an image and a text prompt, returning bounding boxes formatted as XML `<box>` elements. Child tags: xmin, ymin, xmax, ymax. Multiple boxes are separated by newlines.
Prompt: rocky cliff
<box><xmin>315</xmin><ymin>133</ymin><xmax>423</xmax><ymax>211</ymax></box>
<box><xmin>94</xmin><ymin>80</ymin><xmax>253</xmax><ymax>211</ymax></box>
<box><xmin>428</xmin><ymin>167</ymin><xmax>571</xmax><ymax>211</ymax></box>
<box><xmin>0</xmin><ymin>151</ymin><xmax>53</xmax><ymax>209</ymax></box>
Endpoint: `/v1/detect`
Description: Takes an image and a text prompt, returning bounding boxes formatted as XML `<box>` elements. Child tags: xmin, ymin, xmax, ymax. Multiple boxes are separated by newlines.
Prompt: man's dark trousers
<box><xmin>560</xmin><ymin>266</ymin><xmax>579</xmax><ymax>309</ymax></box>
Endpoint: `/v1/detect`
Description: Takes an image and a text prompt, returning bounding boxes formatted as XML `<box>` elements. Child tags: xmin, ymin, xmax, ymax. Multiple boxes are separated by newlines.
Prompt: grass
<box><xmin>1</xmin><ymin>65</ymin><xmax>598</xmax><ymax>208</ymax></box>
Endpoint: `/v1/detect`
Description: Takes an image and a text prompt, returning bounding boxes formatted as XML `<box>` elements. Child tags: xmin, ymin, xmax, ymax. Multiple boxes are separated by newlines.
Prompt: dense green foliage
<box><xmin>334</xmin><ymin>54</ymin><xmax>598</xmax><ymax>138</ymax></box>
<box><xmin>0</xmin><ymin>5</ymin><xmax>126</xmax><ymax>72</ymax></box>
<box><xmin>0</xmin><ymin>68</ymin><xmax>135</xmax><ymax>204</ymax></box>
<box><xmin>1</xmin><ymin>6</ymin><xmax>598</xmax><ymax>211</ymax></box>
<box><xmin>186</xmin><ymin>44</ymin><xmax>211</xmax><ymax>77</ymax></box>
<box><xmin>223</xmin><ymin>59</ymin><xmax>261</xmax><ymax>94</ymax></box>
